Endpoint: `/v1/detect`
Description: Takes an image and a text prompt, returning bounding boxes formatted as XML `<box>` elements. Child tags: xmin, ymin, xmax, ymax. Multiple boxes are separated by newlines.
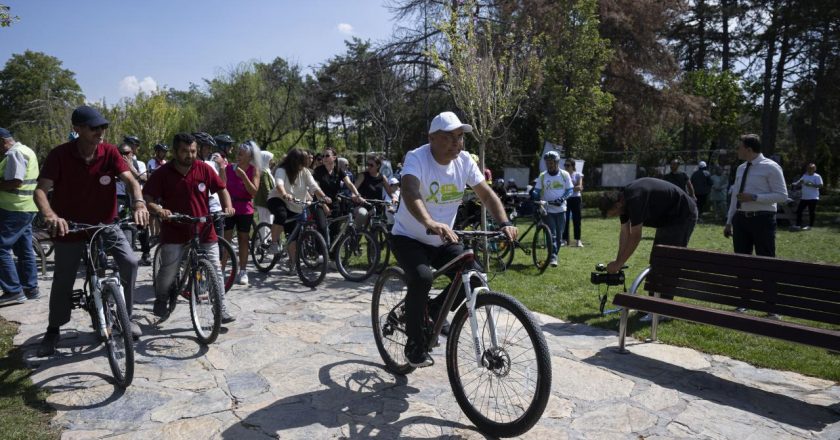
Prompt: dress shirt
<box><xmin>726</xmin><ymin>153</ymin><xmax>788</xmax><ymax>224</ymax></box>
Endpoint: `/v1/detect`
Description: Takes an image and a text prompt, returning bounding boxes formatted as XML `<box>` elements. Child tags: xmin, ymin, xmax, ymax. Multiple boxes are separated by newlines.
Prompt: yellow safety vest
<box><xmin>0</xmin><ymin>142</ymin><xmax>39</xmax><ymax>212</ymax></box>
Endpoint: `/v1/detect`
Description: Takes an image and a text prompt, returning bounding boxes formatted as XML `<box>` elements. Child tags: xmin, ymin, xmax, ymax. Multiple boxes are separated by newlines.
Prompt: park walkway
<box><xmin>1</xmin><ymin>264</ymin><xmax>839</xmax><ymax>439</ymax></box>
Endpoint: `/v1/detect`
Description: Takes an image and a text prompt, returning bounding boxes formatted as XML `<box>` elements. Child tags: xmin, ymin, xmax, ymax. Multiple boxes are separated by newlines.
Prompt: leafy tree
<box><xmin>0</xmin><ymin>51</ymin><xmax>84</xmax><ymax>157</ymax></box>
<box><xmin>1</xmin><ymin>4</ymin><xmax>18</xmax><ymax>27</ymax></box>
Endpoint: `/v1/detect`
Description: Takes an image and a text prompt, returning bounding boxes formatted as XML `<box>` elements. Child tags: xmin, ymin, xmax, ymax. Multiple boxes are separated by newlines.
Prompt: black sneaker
<box><xmin>37</xmin><ymin>332</ymin><xmax>60</xmax><ymax>357</ymax></box>
<box><xmin>24</xmin><ymin>288</ymin><xmax>40</xmax><ymax>300</ymax></box>
<box><xmin>221</xmin><ymin>310</ymin><xmax>236</xmax><ymax>324</ymax></box>
<box><xmin>138</xmin><ymin>254</ymin><xmax>152</xmax><ymax>266</ymax></box>
<box><xmin>153</xmin><ymin>298</ymin><xmax>170</xmax><ymax>321</ymax></box>
<box><xmin>428</xmin><ymin>302</ymin><xmax>451</xmax><ymax>336</ymax></box>
<box><xmin>404</xmin><ymin>339</ymin><xmax>433</xmax><ymax>368</ymax></box>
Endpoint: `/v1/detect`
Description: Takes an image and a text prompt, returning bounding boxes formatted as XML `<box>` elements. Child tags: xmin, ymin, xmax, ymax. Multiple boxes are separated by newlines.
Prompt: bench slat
<box><xmin>645</xmin><ymin>277</ymin><xmax>840</xmax><ymax>318</ymax></box>
<box><xmin>613</xmin><ymin>293</ymin><xmax>840</xmax><ymax>352</ymax></box>
<box><xmin>650</xmin><ymin>255</ymin><xmax>840</xmax><ymax>293</ymax></box>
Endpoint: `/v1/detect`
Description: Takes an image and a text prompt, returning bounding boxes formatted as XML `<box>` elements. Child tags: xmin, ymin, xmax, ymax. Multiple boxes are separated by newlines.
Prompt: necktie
<box><xmin>736</xmin><ymin>161</ymin><xmax>752</xmax><ymax>209</ymax></box>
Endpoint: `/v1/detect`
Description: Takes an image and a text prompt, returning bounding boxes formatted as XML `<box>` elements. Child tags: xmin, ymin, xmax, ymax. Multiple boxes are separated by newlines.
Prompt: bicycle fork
<box><xmin>92</xmin><ymin>278</ymin><xmax>122</xmax><ymax>338</ymax></box>
<box><xmin>462</xmin><ymin>270</ymin><xmax>495</xmax><ymax>367</ymax></box>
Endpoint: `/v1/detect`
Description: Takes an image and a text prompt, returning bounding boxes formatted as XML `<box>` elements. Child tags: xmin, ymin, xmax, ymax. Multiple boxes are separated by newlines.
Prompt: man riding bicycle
<box><xmin>142</xmin><ymin>133</ymin><xmax>237</xmax><ymax>323</ymax></box>
<box><xmin>390</xmin><ymin>111</ymin><xmax>517</xmax><ymax>368</ymax></box>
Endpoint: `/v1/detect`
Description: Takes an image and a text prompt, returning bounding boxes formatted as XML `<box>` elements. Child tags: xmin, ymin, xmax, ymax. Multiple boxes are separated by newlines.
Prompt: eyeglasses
<box><xmin>565</xmin><ymin>163</ymin><xmax>574</xmax><ymax>167</ymax></box>
<box><xmin>89</xmin><ymin>124</ymin><xmax>108</xmax><ymax>131</ymax></box>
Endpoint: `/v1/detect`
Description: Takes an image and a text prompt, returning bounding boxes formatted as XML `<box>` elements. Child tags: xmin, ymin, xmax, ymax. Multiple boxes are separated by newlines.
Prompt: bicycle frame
<box><xmin>75</xmin><ymin>224</ymin><xmax>126</xmax><ymax>339</ymax></box>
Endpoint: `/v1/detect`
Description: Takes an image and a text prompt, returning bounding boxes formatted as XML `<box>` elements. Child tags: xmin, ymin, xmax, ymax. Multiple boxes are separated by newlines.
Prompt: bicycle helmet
<box><xmin>543</xmin><ymin>150</ymin><xmax>561</xmax><ymax>161</ymax></box>
<box><xmin>192</xmin><ymin>132</ymin><xmax>217</xmax><ymax>148</ymax></box>
<box><xmin>123</xmin><ymin>135</ymin><xmax>140</xmax><ymax>147</ymax></box>
<box><xmin>153</xmin><ymin>143</ymin><xmax>170</xmax><ymax>152</ymax></box>
<box><xmin>214</xmin><ymin>134</ymin><xmax>234</xmax><ymax>148</ymax></box>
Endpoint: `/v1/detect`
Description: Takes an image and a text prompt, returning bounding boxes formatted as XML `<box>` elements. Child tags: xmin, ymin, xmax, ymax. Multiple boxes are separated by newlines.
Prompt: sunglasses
<box><xmin>367</xmin><ymin>163</ymin><xmax>376</xmax><ymax>167</ymax></box>
<box><xmin>89</xmin><ymin>124</ymin><xmax>109</xmax><ymax>131</ymax></box>
<box><xmin>565</xmin><ymin>163</ymin><xmax>574</xmax><ymax>167</ymax></box>
<box><xmin>120</xmin><ymin>150</ymin><xmax>131</xmax><ymax>156</ymax></box>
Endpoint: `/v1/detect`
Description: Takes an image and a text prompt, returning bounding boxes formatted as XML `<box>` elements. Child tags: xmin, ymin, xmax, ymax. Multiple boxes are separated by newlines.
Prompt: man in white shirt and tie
<box><xmin>723</xmin><ymin>134</ymin><xmax>787</xmax><ymax>257</ymax></box>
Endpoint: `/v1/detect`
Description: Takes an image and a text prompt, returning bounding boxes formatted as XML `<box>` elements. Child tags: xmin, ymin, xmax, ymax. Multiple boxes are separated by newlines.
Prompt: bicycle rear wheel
<box><xmin>371</xmin><ymin>267</ymin><xmax>415</xmax><ymax>375</ymax></box>
<box><xmin>446</xmin><ymin>292</ymin><xmax>551</xmax><ymax>437</ymax></box>
<box><xmin>101</xmin><ymin>281</ymin><xmax>135</xmax><ymax>388</ymax></box>
<box><xmin>335</xmin><ymin>230</ymin><xmax>379</xmax><ymax>282</ymax></box>
<box><xmin>296</xmin><ymin>229</ymin><xmax>328</xmax><ymax>287</ymax></box>
<box><xmin>218</xmin><ymin>237</ymin><xmax>237</xmax><ymax>292</ymax></box>
<box><xmin>531</xmin><ymin>224</ymin><xmax>552</xmax><ymax>274</ymax></box>
<box><xmin>189</xmin><ymin>259</ymin><xmax>222</xmax><ymax>344</ymax></box>
<box><xmin>250</xmin><ymin>222</ymin><xmax>279</xmax><ymax>273</ymax></box>
<box><xmin>371</xmin><ymin>224</ymin><xmax>390</xmax><ymax>273</ymax></box>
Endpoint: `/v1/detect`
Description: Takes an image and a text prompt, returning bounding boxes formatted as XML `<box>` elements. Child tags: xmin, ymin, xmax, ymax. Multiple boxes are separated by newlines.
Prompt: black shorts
<box><xmin>225</xmin><ymin>214</ymin><xmax>254</xmax><ymax>233</ymax></box>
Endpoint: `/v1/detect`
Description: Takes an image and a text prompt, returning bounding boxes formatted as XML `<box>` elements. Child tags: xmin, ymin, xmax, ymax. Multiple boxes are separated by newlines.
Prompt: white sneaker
<box><xmin>267</xmin><ymin>242</ymin><xmax>281</xmax><ymax>255</ymax></box>
<box><xmin>560</xmin><ymin>240</ymin><xmax>568</xmax><ymax>247</ymax></box>
<box><xmin>237</xmin><ymin>270</ymin><xmax>249</xmax><ymax>285</ymax></box>
<box><xmin>549</xmin><ymin>257</ymin><xmax>558</xmax><ymax>267</ymax></box>
<box><xmin>575</xmin><ymin>240</ymin><xmax>584</xmax><ymax>248</ymax></box>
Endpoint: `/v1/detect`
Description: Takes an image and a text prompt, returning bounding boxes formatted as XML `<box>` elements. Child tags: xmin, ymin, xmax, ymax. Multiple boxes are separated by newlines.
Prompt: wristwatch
<box><xmin>499</xmin><ymin>221</ymin><xmax>514</xmax><ymax>228</ymax></box>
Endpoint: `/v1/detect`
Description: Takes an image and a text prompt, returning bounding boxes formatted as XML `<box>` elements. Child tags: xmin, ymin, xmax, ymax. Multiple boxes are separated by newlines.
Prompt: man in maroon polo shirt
<box><xmin>33</xmin><ymin>105</ymin><xmax>149</xmax><ymax>357</ymax></box>
<box><xmin>143</xmin><ymin>133</ymin><xmax>237</xmax><ymax>323</ymax></box>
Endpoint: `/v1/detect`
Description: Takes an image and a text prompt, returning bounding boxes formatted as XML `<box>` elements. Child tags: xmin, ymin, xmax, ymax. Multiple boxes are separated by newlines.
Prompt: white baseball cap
<box><xmin>698</xmin><ymin>161</ymin><xmax>707</xmax><ymax>168</ymax></box>
<box><xmin>429</xmin><ymin>111</ymin><xmax>473</xmax><ymax>134</ymax></box>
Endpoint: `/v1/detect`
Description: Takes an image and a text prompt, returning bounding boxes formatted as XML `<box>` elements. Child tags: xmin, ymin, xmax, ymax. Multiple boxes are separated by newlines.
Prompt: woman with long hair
<box><xmin>223</xmin><ymin>140</ymin><xmax>261</xmax><ymax>285</ymax></box>
<box><xmin>266</xmin><ymin>148</ymin><xmax>330</xmax><ymax>272</ymax></box>
<box><xmin>354</xmin><ymin>155</ymin><xmax>397</xmax><ymax>227</ymax></box>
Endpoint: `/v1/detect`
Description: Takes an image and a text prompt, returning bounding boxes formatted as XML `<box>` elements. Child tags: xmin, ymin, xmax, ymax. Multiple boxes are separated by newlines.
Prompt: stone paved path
<box><xmin>1</xmin><ymin>263</ymin><xmax>839</xmax><ymax>439</ymax></box>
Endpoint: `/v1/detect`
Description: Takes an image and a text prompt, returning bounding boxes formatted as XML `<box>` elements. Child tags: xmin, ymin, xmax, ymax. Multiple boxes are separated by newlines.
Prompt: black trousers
<box><xmin>390</xmin><ymin>234</ymin><xmax>482</xmax><ymax>348</ymax></box>
<box><xmin>650</xmin><ymin>207</ymin><xmax>697</xmax><ymax>300</ymax></box>
<box><xmin>695</xmin><ymin>193</ymin><xmax>709</xmax><ymax>215</ymax></box>
<box><xmin>732</xmin><ymin>211</ymin><xmax>776</xmax><ymax>257</ymax></box>
<box><xmin>795</xmin><ymin>199</ymin><xmax>818</xmax><ymax>227</ymax></box>
<box><xmin>562</xmin><ymin>197</ymin><xmax>582</xmax><ymax>241</ymax></box>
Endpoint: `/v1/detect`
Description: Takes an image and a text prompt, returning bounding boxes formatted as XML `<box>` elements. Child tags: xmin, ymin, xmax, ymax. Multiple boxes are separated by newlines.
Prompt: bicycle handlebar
<box><xmin>66</xmin><ymin>218</ymin><xmax>136</xmax><ymax>234</ymax></box>
<box><xmin>166</xmin><ymin>212</ymin><xmax>226</xmax><ymax>224</ymax></box>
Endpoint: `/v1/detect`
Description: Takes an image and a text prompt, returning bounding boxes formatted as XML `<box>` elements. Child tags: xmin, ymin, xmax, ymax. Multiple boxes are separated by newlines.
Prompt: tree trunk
<box><xmin>721</xmin><ymin>0</ymin><xmax>732</xmax><ymax>71</ymax></box>
<box><xmin>760</xmin><ymin>1</ymin><xmax>780</xmax><ymax>153</ymax></box>
<box><xmin>767</xmin><ymin>3</ymin><xmax>792</xmax><ymax>156</ymax></box>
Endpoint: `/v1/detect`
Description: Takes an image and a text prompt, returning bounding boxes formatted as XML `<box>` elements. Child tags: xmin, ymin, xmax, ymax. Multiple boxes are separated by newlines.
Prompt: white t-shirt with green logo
<box><xmin>392</xmin><ymin>144</ymin><xmax>484</xmax><ymax>246</ymax></box>
<box><xmin>535</xmin><ymin>169</ymin><xmax>573</xmax><ymax>214</ymax></box>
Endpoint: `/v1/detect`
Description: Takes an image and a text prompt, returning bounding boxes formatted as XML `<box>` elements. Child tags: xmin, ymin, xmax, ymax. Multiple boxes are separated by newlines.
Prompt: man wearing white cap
<box><xmin>690</xmin><ymin>160</ymin><xmax>713</xmax><ymax>217</ymax></box>
<box><xmin>390</xmin><ymin>111</ymin><xmax>517</xmax><ymax>367</ymax></box>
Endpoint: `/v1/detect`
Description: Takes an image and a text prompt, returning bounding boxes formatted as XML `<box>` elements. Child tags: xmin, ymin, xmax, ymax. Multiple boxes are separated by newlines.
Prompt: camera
<box><xmin>590</xmin><ymin>263</ymin><xmax>625</xmax><ymax>286</ymax></box>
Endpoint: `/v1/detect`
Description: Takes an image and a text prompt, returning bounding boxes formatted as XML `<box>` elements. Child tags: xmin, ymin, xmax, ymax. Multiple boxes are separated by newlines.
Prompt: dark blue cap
<box><xmin>0</xmin><ymin>128</ymin><xmax>11</xmax><ymax>138</ymax></box>
<box><xmin>71</xmin><ymin>105</ymin><xmax>109</xmax><ymax>127</ymax></box>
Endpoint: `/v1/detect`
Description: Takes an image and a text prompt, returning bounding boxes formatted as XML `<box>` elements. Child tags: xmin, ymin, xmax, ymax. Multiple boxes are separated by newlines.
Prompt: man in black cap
<box><xmin>33</xmin><ymin>105</ymin><xmax>149</xmax><ymax>356</ymax></box>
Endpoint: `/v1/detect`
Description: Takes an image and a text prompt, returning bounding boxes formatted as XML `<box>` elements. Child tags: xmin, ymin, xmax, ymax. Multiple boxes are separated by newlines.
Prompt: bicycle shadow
<box><xmin>220</xmin><ymin>359</ymin><xmax>478</xmax><ymax>439</ymax></box>
<box><xmin>582</xmin><ymin>346</ymin><xmax>840</xmax><ymax>431</ymax></box>
<box><xmin>132</xmin><ymin>326</ymin><xmax>209</xmax><ymax>361</ymax></box>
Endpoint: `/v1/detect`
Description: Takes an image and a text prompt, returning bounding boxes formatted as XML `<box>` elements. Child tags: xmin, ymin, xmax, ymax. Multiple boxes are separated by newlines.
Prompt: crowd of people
<box><xmin>0</xmin><ymin>104</ymin><xmax>827</xmax><ymax>367</ymax></box>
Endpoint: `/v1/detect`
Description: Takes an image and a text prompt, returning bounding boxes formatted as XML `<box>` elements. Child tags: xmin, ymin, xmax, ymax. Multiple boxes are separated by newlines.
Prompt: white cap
<box><xmin>698</xmin><ymin>161</ymin><xmax>707</xmax><ymax>168</ymax></box>
<box><xmin>389</xmin><ymin>177</ymin><xmax>399</xmax><ymax>185</ymax></box>
<box><xmin>429</xmin><ymin>111</ymin><xmax>473</xmax><ymax>134</ymax></box>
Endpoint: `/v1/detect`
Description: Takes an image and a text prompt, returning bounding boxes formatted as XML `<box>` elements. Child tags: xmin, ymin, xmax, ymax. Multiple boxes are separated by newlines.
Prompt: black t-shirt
<box><xmin>357</xmin><ymin>171</ymin><xmax>385</xmax><ymax>200</ymax></box>
<box><xmin>662</xmin><ymin>172</ymin><xmax>689</xmax><ymax>192</ymax></box>
<box><xmin>313</xmin><ymin>165</ymin><xmax>346</xmax><ymax>199</ymax></box>
<box><xmin>620</xmin><ymin>178</ymin><xmax>694</xmax><ymax>228</ymax></box>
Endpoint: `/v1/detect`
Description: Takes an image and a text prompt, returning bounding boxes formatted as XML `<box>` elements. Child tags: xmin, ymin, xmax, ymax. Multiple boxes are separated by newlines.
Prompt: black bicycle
<box><xmin>505</xmin><ymin>200</ymin><xmax>563</xmax><ymax>273</ymax></box>
<box><xmin>155</xmin><ymin>213</ymin><xmax>225</xmax><ymax>345</ymax></box>
<box><xmin>371</xmin><ymin>230</ymin><xmax>552</xmax><ymax>437</ymax></box>
<box><xmin>66</xmin><ymin>220</ymin><xmax>136</xmax><ymax>388</ymax></box>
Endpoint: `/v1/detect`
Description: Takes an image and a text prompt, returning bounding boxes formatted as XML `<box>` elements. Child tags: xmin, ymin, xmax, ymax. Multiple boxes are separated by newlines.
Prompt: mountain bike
<box><xmin>362</xmin><ymin>198</ymin><xmax>395</xmax><ymax>273</ymax></box>
<box><xmin>371</xmin><ymin>230</ymin><xmax>552</xmax><ymax>437</ymax></box>
<box><xmin>66</xmin><ymin>220</ymin><xmax>135</xmax><ymax>388</ymax></box>
<box><xmin>505</xmin><ymin>200</ymin><xmax>561</xmax><ymax>274</ymax></box>
<box><xmin>155</xmin><ymin>213</ymin><xmax>225</xmax><ymax>344</ymax></box>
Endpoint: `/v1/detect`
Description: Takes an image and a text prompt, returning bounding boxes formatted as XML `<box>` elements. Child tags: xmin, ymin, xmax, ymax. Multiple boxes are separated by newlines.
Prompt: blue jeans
<box><xmin>0</xmin><ymin>209</ymin><xmax>37</xmax><ymax>294</ymax></box>
<box><xmin>543</xmin><ymin>211</ymin><xmax>566</xmax><ymax>259</ymax></box>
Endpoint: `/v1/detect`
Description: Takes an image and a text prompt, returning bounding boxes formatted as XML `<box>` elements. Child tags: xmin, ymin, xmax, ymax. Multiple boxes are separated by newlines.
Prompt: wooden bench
<box><xmin>613</xmin><ymin>245</ymin><xmax>840</xmax><ymax>353</ymax></box>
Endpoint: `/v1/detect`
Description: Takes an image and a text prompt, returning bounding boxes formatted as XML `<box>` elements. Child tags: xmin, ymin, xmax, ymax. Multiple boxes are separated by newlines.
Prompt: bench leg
<box><xmin>649</xmin><ymin>291</ymin><xmax>660</xmax><ymax>343</ymax></box>
<box><xmin>617</xmin><ymin>308</ymin><xmax>629</xmax><ymax>353</ymax></box>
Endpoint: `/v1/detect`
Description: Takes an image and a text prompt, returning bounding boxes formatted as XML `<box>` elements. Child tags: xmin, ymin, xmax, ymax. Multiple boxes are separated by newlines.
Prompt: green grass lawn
<box><xmin>490</xmin><ymin>208</ymin><xmax>840</xmax><ymax>382</ymax></box>
<box><xmin>0</xmin><ymin>318</ymin><xmax>59</xmax><ymax>440</ymax></box>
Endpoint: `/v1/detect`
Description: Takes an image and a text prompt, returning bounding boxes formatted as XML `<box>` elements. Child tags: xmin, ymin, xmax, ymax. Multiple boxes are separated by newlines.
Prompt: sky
<box><xmin>0</xmin><ymin>0</ymin><xmax>398</xmax><ymax>104</ymax></box>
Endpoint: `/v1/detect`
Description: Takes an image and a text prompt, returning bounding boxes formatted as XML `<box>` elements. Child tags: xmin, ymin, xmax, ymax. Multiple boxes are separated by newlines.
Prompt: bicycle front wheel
<box><xmin>152</xmin><ymin>244</ymin><xmax>163</xmax><ymax>292</ymax></box>
<box><xmin>250</xmin><ymin>222</ymin><xmax>279</xmax><ymax>273</ymax></box>
<box><xmin>218</xmin><ymin>237</ymin><xmax>237</xmax><ymax>292</ymax></box>
<box><xmin>101</xmin><ymin>281</ymin><xmax>135</xmax><ymax>388</ymax></box>
<box><xmin>371</xmin><ymin>224</ymin><xmax>390</xmax><ymax>273</ymax></box>
<box><xmin>189</xmin><ymin>259</ymin><xmax>222</xmax><ymax>344</ymax></box>
<box><xmin>296</xmin><ymin>229</ymin><xmax>328</xmax><ymax>287</ymax></box>
<box><xmin>335</xmin><ymin>230</ymin><xmax>379</xmax><ymax>282</ymax></box>
<box><xmin>371</xmin><ymin>266</ymin><xmax>414</xmax><ymax>375</ymax></box>
<box><xmin>32</xmin><ymin>237</ymin><xmax>47</xmax><ymax>277</ymax></box>
<box><xmin>531</xmin><ymin>224</ymin><xmax>552</xmax><ymax>274</ymax></box>
<box><xmin>446</xmin><ymin>292</ymin><xmax>551</xmax><ymax>437</ymax></box>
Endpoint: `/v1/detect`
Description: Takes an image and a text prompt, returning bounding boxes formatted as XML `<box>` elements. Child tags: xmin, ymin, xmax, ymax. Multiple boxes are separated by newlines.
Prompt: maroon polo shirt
<box><xmin>39</xmin><ymin>140</ymin><xmax>129</xmax><ymax>241</ymax></box>
<box><xmin>143</xmin><ymin>160</ymin><xmax>225</xmax><ymax>244</ymax></box>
